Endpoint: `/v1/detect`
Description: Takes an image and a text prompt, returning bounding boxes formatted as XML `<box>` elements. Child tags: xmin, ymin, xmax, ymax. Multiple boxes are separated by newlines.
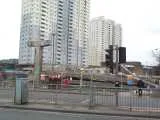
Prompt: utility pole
<box><xmin>51</xmin><ymin>33</ymin><xmax>55</xmax><ymax>71</ymax></box>
<box><xmin>115</xmin><ymin>45</ymin><xmax>119</xmax><ymax>75</ymax></box>
<box><xmin>28</xmin><ymin>40</ymin><xmax>53</xmax><ymax>88</ymax></box>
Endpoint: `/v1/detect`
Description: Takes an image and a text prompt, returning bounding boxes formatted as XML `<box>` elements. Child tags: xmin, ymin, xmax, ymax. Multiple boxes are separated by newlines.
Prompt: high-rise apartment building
<box><xmin>19</xmin><ymin>0</ymin><xmax>54</xmax><ymax>64</ymax></box>
<box><xmin>88</xmin><ymin>17</ymin><xmax>106</xmax><ymax>66</ymax></box>
<box><xmin>19</xmin><ymin>0</ymin><xmax>90</xmax><ymax>67</ymax></box>
<box><xmin>106</xmin><ymin>19</ymin><xmax>115</xmax><ymax>47</ymax></box>
<box><xmin>88</xmin><ymin>16</ymin><xmax>122</xmax><ymax>66</ymax></box>
<box><xmin>114</xmin><ymin>24</ymin><xmax>122</xmax><ymax>47</ymax></box>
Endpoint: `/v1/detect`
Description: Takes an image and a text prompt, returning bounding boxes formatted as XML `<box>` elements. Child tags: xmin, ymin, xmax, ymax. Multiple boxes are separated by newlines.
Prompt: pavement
<box><xmin>1</xmin><ymin>108</ymin><xmax>159</xmax><ymax>120</ymax></box>
<box><xmin>0</xmin><ymin>102</ymin><xmax>160</xmax><ymax>119</ymax></box>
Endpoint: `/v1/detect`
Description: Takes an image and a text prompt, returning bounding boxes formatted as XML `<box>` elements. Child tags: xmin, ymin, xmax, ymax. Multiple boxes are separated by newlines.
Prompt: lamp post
<box><xmin>51</xmin><ymin>33</ymin><xmax>55</xmax><ymax>71</ymax></box>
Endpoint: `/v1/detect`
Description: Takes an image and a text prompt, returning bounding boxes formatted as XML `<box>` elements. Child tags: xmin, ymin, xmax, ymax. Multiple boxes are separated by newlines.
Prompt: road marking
<box><xmin>81</xmin><ymin>99</ymin><xmax>89</xmax><ymax>104</ymax></box>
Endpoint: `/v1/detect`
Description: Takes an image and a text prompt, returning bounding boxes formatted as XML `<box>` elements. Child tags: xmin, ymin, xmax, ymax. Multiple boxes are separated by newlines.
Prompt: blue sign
<box><xmin>127</xmin><ymin>80</ymin><xmax>134</xmax><ymax>86</ymax></box>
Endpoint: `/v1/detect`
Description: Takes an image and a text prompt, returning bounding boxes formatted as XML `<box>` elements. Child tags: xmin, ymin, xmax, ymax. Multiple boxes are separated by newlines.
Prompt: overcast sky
<box><xmin>0</xmin><ymin>0</ymin><xmax>160</xmax><ymax>65</ymax></box>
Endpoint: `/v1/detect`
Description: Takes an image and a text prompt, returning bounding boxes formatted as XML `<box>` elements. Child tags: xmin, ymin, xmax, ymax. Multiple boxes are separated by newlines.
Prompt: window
<box><xmin>41</xmin><ymin>22</ymin><xmax>45</xmax><ymax>25</ymax></box>
<box><xmin>57</xmin><ymin>42</ymin><xmax>61</xmax><ymax>45</ymax></box>
<box><xmin>59</xmin><ymin>4</ymin><xmax>63</xmax><ymax>7</ymax></box>
<box><xmin>58</xmin><ymin>12</ymin><xmax>63</xmax><ymax>15</ymax></box>
<box><xmin>41</xmin><ymin>14</ymin><xmax>46</xmax><ymax>17</ymax></box>
<box><xmin>68</xmin><ymin>48</ymin><xmax>72</xmax><ymax>50</ymax></box>
<box><xmin>59</xmin><ymin>1</ymin><xmax>63</xmax><ymax>3</ymax></box>
<box><xmin>68</xmin><ymin>44</ymin><xmax>72</xmax><ymax>47</ymax></box>
<box><xmin>41</xmin><ymin>26</ymin><xmax>45</xmax><ymax>29</ymax></box>
<box><xmin>58</xmin><ymin>31</ymin><xmax>62</xmax><ymax>33</ymax></box>
<box><xmin>58</xmin><ymin>23</ymin><xmax>62</xmax><ymax>26</ymax></box>
<box><xmin>42</xmin><ymin>2</ymin><xmax>47</xmax><ymax>5</ymax></box>
<box><xmin>59</xmin><ymin>8</ymin><xmax>63</xmax><ymax>11</ymax></box>
<box><xmin>42</xmin><ymin>5</ymin><xmax>47</xmax><ymax>9</ymax></box>
<box><xmin>58</xmin><ymin>15</ymin><xmax>63</xmax><ymax>18</ymax></box>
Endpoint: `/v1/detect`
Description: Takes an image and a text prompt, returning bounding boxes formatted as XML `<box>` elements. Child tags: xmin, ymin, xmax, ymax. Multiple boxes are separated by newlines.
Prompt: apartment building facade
<box><xmin>88</xmin><ymin>16</ymin><xmax>122</xmax><ymax>66</ymax></box>
<box><xmin>19</xmin><ymin>0</ymin><xmax>90</xmax><ymax>67</ymax></box>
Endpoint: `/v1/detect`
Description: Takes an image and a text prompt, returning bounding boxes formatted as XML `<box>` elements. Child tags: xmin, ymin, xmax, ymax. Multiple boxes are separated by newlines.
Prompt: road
<box><xmin>0</xmin><ymin>108</ymin><xmax>158</xmax><ymax>120</ymax></box>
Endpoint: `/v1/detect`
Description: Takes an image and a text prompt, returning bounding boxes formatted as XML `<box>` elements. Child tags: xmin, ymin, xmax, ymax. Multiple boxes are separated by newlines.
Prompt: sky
<box><xmin>0</xmin><ymin>0</ymin><xmax>160</xmax><ymax>65</ymax></box>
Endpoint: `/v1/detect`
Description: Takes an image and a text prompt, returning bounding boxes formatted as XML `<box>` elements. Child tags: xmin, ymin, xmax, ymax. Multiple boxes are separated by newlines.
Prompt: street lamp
<box><xmin>51</xmin><ymin>33</ymin><xmax>55</xmax><ymax>71</ymax></box>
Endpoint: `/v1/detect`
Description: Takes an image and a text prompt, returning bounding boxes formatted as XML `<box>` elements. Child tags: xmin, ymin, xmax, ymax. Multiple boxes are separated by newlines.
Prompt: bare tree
<box><xmin>152</xmin><ymin>48</ymin><xmax>160</xmax><ymax>66</ymax></box>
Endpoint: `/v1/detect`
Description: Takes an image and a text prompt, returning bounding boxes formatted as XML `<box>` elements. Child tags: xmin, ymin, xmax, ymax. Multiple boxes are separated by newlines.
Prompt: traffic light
<box><xmin>119</xmin><ymin>47</ymin><xmax>126</xmax><ymax>64</ymax></box>
<box><xmin>105</xmin><ymin>45</ymin><xmax>113</xmax><ymax>73</ymax></box>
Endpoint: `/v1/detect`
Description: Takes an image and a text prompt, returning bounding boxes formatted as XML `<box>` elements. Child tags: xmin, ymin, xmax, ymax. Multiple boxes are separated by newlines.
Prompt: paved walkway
<box><xmin>0</xmin><ymin>102</ymin><xmax>160</xmax><ymax>119</ymax></box>
<box><xmin>1</xmin><ymin>108</ymin><xmax>159</xmax><ymax>120</ymax></box>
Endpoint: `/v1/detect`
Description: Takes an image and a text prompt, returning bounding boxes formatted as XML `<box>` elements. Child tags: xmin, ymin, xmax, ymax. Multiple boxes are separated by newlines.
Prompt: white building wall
<box><xmin>19</xmin><ymin>0</ymin><xmax>90</xmax><ymax>67</ymax></box>
<box><xmin>114</xmin><ymin>24</ymin><xmax>122</xmax><ymax>47</ymax></box>
<box><xmin>77</xmin><ymin>0</ymin><xmax>90</xmax><ymax>66</ymax></box>
<box><xmin>50</xmin><ymin>0</ymin><xmax>90</xmax><ymax>66</ymax></box>
<box><xmin>88</xmin><ymin>17</ymin><xmax>107</xmax><ymax>66</ymax></box>
<box><xmin>106</xmin><ymin>19</ymin><xmax>115</xmax><ymax>47</ymax></box>
<box><xmin>19</xmin><ymin>0</ymin><xmax>54</xmax><ymax>64</ymax></box>
<box><xmin>88</xmin><ymin>17</ymin><xmax>122</xmax><ymax>66</ymax></box>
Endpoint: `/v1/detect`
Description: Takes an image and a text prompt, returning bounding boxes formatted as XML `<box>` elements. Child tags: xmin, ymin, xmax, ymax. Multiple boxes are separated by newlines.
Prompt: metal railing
<box><xmin>0</xmin><ymin>81</ymin><xmax>15</xmax><ymax>104</ymax></box>
<box><xmin>28</xmin><ymin>83</ymin><xmax>160</xmax><ymax>112</ymax></box>
<box><xmin>1</xmin><ymin>80</ymin><xmax>160</xmax><ymax>112</ymax></box>
<box><xmin>94</xmin><ymin>87</ymin><xmax>160</xmax><ymax>112</ymax></box>
<box><xmin>0</xmin><ymin>81</ymin><xmax>16</xmax><ymax>88</ymax></box>
<box><xmin>27</xmin><ymin>82</ymin><xmax>160</xmax><ymax>110</ymax></box>
<box><xmin>28</xmin><ymin>83</ymin><xmax>90</xmax><ymax>106</ymax></box>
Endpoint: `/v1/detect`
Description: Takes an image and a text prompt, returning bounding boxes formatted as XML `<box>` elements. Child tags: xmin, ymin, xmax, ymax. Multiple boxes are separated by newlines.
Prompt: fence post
<box><xmin>55</xmin><ymin>84</ymin><xmax>58</xmax><ymax>104</ymax></box>
<box><xmin>89</xmin><ymin>78</ymin><xmax>95</xmax><ymax>109</ymax></box>
<box><xmin>148</xmin><ymin>88</ymin><xmax>151</xmax><ymax>113</ymax></box>
<box><xmin>115</xmin><ymin>88</ymin><xmax>119</xmax><ymax>107</ymax></box>
<box><xmin>129</xmin><ymin>88</ymin><xmax>132</xmax><ymax>112</ymax></box>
